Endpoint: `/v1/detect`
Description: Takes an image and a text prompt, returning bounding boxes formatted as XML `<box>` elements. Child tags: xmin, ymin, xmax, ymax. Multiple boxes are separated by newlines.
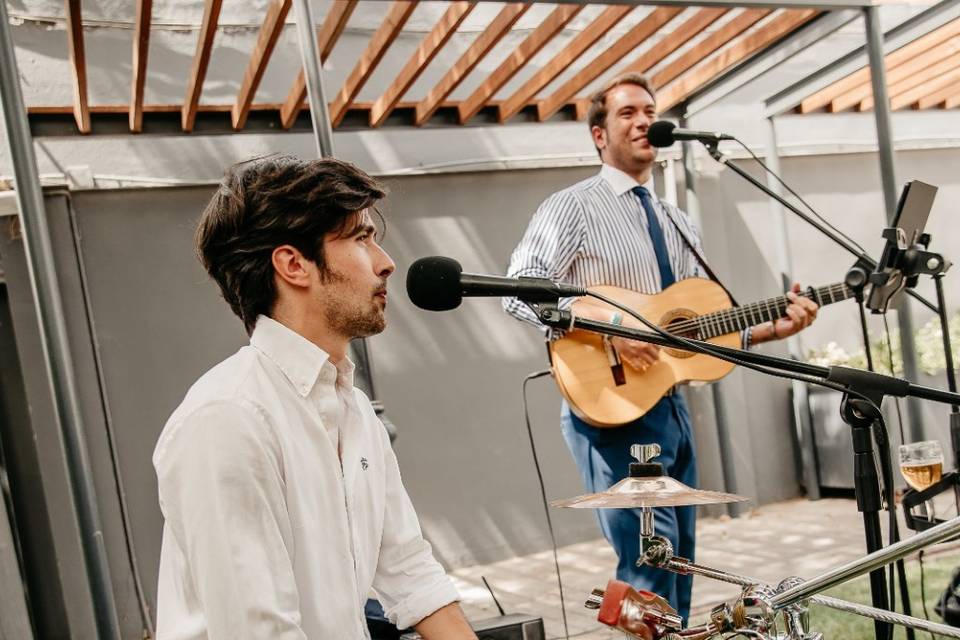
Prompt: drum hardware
<box><xmin>553</xmin><ymin>444</ymin><xmax>960</xmax><ymax>639</ymax></box>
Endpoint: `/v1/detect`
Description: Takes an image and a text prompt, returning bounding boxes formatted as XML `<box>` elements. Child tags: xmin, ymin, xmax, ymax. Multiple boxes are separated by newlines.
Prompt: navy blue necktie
<box><xmin>632</xmin><ymin>186</ymin><xmax>675</xmax><ymax>289</ymax></box>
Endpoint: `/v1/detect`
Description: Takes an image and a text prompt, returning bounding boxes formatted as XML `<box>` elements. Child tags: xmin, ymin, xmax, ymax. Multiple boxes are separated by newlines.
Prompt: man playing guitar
<box><xmin>502</xmin><ymin>74</ymin><xmax>818</xmax><ymax>622</ymax></box>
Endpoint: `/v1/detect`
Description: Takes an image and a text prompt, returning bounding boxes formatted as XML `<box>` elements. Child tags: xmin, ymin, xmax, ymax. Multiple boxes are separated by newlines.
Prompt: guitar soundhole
<box><xmin>661</xmin><ymin>309</ymin><xmax>700</xmax><ymax>359</ymax></box>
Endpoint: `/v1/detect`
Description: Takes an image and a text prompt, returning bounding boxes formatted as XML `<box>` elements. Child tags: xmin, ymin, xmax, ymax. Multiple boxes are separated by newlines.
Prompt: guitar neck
<box><xmin>698</xmin><ymin>283</ymin><xmax>854</xmax><ymax>339</ymax></box>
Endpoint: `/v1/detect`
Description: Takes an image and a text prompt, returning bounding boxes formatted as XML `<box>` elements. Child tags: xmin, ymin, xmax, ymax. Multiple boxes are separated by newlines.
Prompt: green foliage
<box><xmin>808</xmin><ymin>550</ymin><xmax>960</xmax><ymax>639</ymax></box>
<box><xmin>806</xmin><ymin>312</ymin><xmax>960</xmax><ymax>377</ymax></box>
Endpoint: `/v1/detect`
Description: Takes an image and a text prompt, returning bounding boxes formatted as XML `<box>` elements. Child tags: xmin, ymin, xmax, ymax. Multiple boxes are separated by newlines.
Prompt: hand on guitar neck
<box><xmin>748</xmin><ymin>282</ymin><xmax>819</xmax><ymax>345</ymax></box>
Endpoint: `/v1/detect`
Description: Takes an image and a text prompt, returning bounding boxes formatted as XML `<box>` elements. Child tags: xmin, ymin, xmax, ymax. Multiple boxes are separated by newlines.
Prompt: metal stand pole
<box><xmin>292</xmin><ymin>0</ymin><xmax>334</xmax><ymax>158</ymax></box>
<box><xmin>0</xmin><ymin>3</ymin><xmax>120</xmax><ymax>637</ymax></box>
<box><xmin>678</xmin><ymin>123</ymin><xmax>743</xmax><ymax>518</ymax></box>
<box><xmin>864</xmin><ymin>5</ymin><xmax>925</xmax><ymax>442</ymax></box>
<box><xmin>765</xmin><ymin>115</ymin><xmax>820</xmax><ymax>501</ymax></box>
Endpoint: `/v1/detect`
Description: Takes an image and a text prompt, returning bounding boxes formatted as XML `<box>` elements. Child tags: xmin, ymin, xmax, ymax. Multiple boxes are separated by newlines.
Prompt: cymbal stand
<box><xmin>617</xmin><ymin>515</ymin><xmax>960</xmax><ymax>640</ymax></box>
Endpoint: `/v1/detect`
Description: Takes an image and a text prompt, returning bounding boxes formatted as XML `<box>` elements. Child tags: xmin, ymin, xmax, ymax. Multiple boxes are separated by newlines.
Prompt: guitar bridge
<box><xmin>602</xmin><ymin>336</ymin><xmax>627</xmax><ymax>386</ymax></box>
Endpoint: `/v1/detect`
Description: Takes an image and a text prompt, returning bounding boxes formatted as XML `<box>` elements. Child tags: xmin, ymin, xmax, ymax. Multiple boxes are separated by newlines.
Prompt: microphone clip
<box><xmin>536</xmin><ymin>303</ymin><xmax>575</xmax><ymax>332</ymax></box>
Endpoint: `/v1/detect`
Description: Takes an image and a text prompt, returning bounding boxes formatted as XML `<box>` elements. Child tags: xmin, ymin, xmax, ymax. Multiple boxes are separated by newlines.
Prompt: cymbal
<box><xmin>551</xmin><ymin>475</ymin><xmax>749</xmax><ymax>508</ymax></box>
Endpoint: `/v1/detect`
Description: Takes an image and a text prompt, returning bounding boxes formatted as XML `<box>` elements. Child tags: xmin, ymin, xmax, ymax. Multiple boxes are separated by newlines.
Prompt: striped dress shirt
<box><xmin>504</xmin><ymin>163</ymin><xmax>751</xmax><ymax>346</ymax></box>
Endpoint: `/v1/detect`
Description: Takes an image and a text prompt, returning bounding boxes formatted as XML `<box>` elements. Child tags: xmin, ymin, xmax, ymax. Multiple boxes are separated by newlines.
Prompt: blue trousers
<box><xmin>561</xmin><ymin>395</ymin><xmax>697</xmax><ymax>621</ymax></box>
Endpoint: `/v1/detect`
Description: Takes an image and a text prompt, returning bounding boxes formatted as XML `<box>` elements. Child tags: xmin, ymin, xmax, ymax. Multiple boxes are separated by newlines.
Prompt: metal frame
<box><xmin>0</xmin><ymin>1</ymin><xmax>121</xmax><ymax>637</ymax></box>
<box><xmin>682</xmin><ymin>8</ymin><xmax>859</xmax><ymax>117</ymax></box>
<box><xmin>765</xmin><ymin>0</ymin><xmax>960</xmax><ymax>117</ymax></box>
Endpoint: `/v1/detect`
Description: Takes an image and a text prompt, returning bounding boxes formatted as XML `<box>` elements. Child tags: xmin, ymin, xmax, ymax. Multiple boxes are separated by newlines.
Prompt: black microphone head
<box><xmin>406</xmin><ymin>256</ymin><xmax>463</xmax><ymax>311</ymax></box>
<box><xmin>647</xmin><ymin>121</ymin><xmax>676</xmax><ymax>148</ymax></box>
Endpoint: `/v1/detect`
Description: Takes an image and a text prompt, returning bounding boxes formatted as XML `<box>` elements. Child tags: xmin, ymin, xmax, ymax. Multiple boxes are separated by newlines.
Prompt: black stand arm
<box><xmin>704</xmin><ymin>143</ymin><xmax>938</xmax><ymax>315</ymax></box>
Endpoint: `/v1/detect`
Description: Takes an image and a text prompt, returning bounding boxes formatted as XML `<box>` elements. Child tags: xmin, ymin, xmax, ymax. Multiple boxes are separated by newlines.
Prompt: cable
<box><xmin>481</xmin><ymin>576</ymin><xmax>507</xmax><ymax>617</ymax></box>
<box><xmin>882</xmin><ymin>314</ymin><xmax>908</xmax><ymax>445</ymax></box>
<box><xmin>521</xmin><ymin>368</ymin><xmax>570</xmax><ymax>640</ymax></box>
<box><xmin>732</xmin><ymin>137</ymin><xmax>869</xmax><ymax>256</ymax></box>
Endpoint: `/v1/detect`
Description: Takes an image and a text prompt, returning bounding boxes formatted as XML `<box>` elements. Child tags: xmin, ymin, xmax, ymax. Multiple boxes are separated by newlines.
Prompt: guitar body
<box><xmin>549</xmin><ymin>279</ymin><xmax>739</xmax><ymax>428</ymax></box>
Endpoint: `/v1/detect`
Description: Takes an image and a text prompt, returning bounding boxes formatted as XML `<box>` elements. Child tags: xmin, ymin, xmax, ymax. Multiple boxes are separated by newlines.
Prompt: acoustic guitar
<box><xmin>548</xmin><ymin>278</ymin><xmax>853</xmax><ymax>427</ymax></box>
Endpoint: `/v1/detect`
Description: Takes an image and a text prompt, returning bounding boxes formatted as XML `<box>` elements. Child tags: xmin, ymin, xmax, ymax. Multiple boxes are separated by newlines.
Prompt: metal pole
<box><xmin>291</xmin><ymin>0</ymin><xmax>386</xmax><ymax>419</ymax></box>
<box><xmin>0</xmin><ymin>3</ymin><xmax>120</xmax><ymax>638</ymax></box>
<box><xmin>864</xmin><ymin>4</ymin><xmax>925</xmax><ymax>441</ymax></box>
<box><xmin>292</xmin><ymin>0</ymin><xmax>334</xmax><ymax>157</ymax></box>
<box><xmin>678</xmin><ymin>119</ymin><xmax>743</xmax><ymax>517</ymax></box>
<box><xmin>765</xmin><ymin>117</ymin><xmax>820</xmax><ymax>501</ymax></box>
<box><xmin>770</xmin><ymin>514</ymin><xmax>960</xmax><ymax>609</ymax></box>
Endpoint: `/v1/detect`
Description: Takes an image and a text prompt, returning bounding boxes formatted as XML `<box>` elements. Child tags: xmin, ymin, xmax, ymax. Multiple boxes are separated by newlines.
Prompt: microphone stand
<box><xmin>698</xmin><ymin>140</ymin><xmax>936</xmax><ymax>639</ymax></box>
<box><xmin>535</xmin><ymin>303</ymin><xmax>960</xmax><ymax>640</ymax></box>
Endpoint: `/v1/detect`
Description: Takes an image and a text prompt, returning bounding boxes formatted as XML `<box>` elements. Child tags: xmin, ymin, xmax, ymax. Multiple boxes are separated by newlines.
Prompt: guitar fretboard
<box><xmin>693</xmin><ymin>283</ymin><xmax>854</xmax><ymax>340</ymax></box>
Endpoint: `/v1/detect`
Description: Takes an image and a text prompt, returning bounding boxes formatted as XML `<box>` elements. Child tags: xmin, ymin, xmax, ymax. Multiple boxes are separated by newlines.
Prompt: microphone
<box><xmin>646</xmin><ymin>120</ymin><xmax>733</xmax><ymax>148</ymax></box>
<box><xmin>406</xmin><ymin>256</ymin><xmax>587</xmax><ymax>312</ymax></box>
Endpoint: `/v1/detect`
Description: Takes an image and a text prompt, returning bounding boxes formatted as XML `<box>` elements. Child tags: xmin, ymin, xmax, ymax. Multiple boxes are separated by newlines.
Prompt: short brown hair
<box><xmin>587</xmin><ymin>72</ymin><xmax>657</xmax><ymax>133</ymax></box>
<box><xmin>195</xmin><ymin>155</ymin><xmax>387</xmax><ymax>334</ymax></box>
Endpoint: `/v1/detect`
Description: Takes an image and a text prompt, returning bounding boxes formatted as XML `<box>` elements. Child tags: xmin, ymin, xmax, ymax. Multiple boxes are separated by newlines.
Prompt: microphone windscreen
<box><xmin>406</xmin><ymin>256</ymin><xmax>464</xmax><ymax>311</ymax></box>
<box><xmin>647</xmin><ymin>121</ymin><xmax>676</xmax><ymax>148</ymax></box>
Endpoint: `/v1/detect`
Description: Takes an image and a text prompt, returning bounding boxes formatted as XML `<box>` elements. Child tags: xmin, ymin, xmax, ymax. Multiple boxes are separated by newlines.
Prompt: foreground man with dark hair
<box><xmin>154</xmin><ymin>155</ymin><xmax>477</xmax><ymax>639</ymax></box>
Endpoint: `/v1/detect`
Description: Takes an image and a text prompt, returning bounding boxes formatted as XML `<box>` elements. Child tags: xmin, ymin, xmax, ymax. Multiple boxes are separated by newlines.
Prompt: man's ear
<box><xmin>272</xmin><ymin>245</ymin><xmax>312</xmax><ymax>289</ymax></box>
<box><xmin>591</xmin><ymin>125</ymin><xmax>607</xmax><ymax>153</ymax></box>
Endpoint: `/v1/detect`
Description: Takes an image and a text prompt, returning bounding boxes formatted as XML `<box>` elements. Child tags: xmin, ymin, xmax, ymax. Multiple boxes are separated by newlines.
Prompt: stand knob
<box><xmin>631</xmin><ymin>443</ymin><xmax>661</xmax><ymax>464</ymax></box>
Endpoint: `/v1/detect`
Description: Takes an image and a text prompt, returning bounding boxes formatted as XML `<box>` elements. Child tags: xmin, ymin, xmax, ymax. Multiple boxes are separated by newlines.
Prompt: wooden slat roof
<box><xmin>23</xmin><ymin>0</ymin><xmax>833</xmax><ymax>135</ymax></box>
<box><xmin>796</xmin><ymin>16</ymin><xmax>960</xmax><ymax>113</ymax></box>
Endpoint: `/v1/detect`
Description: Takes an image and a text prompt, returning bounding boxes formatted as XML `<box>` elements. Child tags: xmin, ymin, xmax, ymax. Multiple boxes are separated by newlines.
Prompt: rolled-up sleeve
<box><xmin>154</xmin><ymin>400</ymin><xmax>306</xmax><ymax>640</ymax></box>
<box><xmin>371</xmin><ymin>428</ymin><xmax>459</xmax><ymax>629</ymax></box>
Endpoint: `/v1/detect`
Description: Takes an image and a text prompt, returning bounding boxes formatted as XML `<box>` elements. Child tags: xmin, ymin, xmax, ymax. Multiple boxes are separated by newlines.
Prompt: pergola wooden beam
<box><xmin>859</xmin><ymin>49</ymin><xmax>960</xmax><ymax>111</ymax></box>
<box><xmin>916</xmin><ymin>79</ymin><xmax>960</xmax><ymax>109</ymax></box>
<box><xmin>182</xmin><ymin>0</ymin><xmax>224</xmax><ymax>132</ymax></box>
<box><xmin>799</xmin><ymin>17</ymin><xmax>960</xmax><ymax>113</ymax></box>
<box><xmin>944</xmin><ymin>88</ymin><xmax>960</xmax><ymax>108</ymax></box>
<box><xmin>370</xmin><ymin>1</ymin><xmax>475</xmax><ymax>127</ymax></box>
<box><xmin>130</xmin><ymin>0</ymin><xmax>152</xmax><ymax>133</ymax></box>
<box><xmin>536</xmin><ymin>6</ymin><xmax>685</xmax><ymax>122</ymax></box>
<box><xmin>659</xmin><ymin>9</ymin><xmax>819</xmax><ymax>111</ymax></box>
<box><xmin>65</xmin><ymin>0</ymin><xmax>90</xmax><ymax>133</ymax></box>
<box><xmin>280</xmin><ymin>0</ymin><xmax>357</xmax><ymax>129</ymax></box>
<box><xmin>499</xmin><ymin>5</ymin><xmax>634</xmax><ymax>123</ymax></box>
<box><xmin>329</xmin><ymin>1</ymin><xmax>418</xmax><ymax>128</ymax></box>
<box><xmin>232</xmin><ymin>0</ymin><xmax>292</xmax><ymax>130</ymax></box>
<box><xmin>652</xmin><ymin>8</ymin><xmax>771</xmax><ymax>89</ymax></box>
<box><xmin>888</xmin><ymin>63</ymin><xmax>960</xmax><ymax>110</ymax></box>
<box><xmin>414</xmin><ymin>2</ymin><xmax>529</xmax><ymax>126</ymax></box>
<box><xmin>620</xmin><ymin>7</ymin><xmax>730</xmax><ymax>75</ymax></box>
<box><xmin>457</xmin><ymin>4</ymin><xmax>583</xmax><ymax>124</ymax></box>
<box><xmin>827</xmin><ymin>33</ymin><xmax>960</xmax><ymax>113</ymax></box>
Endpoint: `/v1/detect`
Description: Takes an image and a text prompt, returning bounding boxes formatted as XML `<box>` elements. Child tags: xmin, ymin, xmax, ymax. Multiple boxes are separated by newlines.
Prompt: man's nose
<box><xmin>376</xmin><ymin>244</ymin><xmax>396</xmax><ymax>277</ymax></box>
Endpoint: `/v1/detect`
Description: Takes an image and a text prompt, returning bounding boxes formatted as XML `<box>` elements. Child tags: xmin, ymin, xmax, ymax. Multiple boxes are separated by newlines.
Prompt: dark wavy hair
<box><xmin>195</xmin><ymin>155</ymin><xmax>386</xmax><ymax>334</ymax></box>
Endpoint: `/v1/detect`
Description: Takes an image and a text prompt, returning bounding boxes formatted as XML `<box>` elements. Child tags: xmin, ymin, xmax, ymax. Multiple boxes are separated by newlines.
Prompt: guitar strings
<box><xmin>646</xmin><ymin>283</ymin><xmax>853</xmax><ymax>338</ymax></box>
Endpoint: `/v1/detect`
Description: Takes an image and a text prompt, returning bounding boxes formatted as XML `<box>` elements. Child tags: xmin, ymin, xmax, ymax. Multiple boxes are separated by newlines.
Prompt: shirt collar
<box><xmin>250</xmin><ymin>315</ymin><xmax>354</xmax><ymax>397</ymax></box>
<box><xmin>600</xmin><ymin>163</ymin><xmax>658</xmax><ymax>201</ymax></box>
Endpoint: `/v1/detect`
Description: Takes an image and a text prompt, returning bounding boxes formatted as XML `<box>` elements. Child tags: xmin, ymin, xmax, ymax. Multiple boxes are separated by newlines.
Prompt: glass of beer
<box><xmin>899</xmin><ymin>440</ymin><xmax>944</xmax><ymax>520</ymax></box>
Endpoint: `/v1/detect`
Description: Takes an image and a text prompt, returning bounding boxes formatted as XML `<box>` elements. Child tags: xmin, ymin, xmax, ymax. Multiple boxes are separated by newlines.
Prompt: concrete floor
<box><xmin>449</xmin><ymin>497</ymin><xmax>954</xmax><ymax>640</ymax></box>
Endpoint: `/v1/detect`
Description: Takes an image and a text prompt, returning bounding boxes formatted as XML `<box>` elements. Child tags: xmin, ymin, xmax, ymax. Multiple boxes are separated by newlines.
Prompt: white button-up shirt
<box><xmin>154</xmin><ymin>316</ymin><xmax>458</xmax><ymax>639</ymax></box>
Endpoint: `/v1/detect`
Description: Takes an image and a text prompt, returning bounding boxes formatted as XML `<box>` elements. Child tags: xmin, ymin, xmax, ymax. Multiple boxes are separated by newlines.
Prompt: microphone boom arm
<box><xmin>702</xmin><ymin>143</ymin><xmax>938</xmax><ymax>315</ymax></box>
<box><xmin>535</xmin><ymin>305</ymin><xmax>960</xmax><ymax>408</ymax></box>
